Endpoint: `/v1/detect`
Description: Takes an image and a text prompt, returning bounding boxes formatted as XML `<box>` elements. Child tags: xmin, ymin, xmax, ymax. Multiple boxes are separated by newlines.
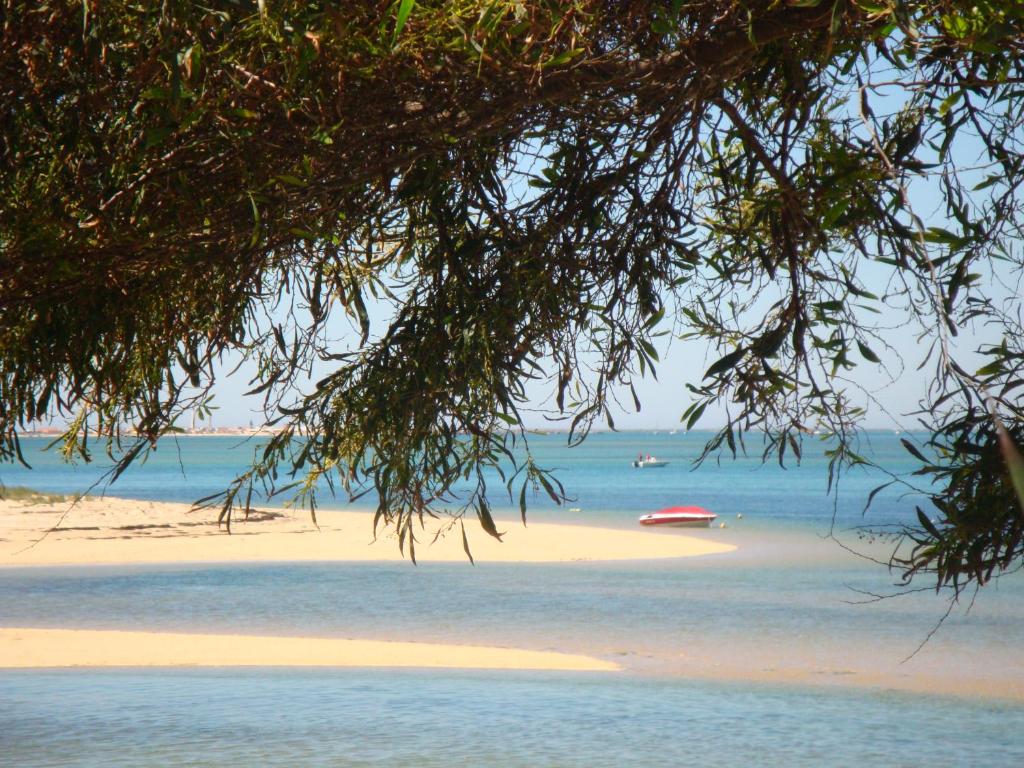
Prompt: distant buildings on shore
<box><xmin>20</xmin><ymin>426</ymin><xmax>279</xmax><ymax>438</ymax></box>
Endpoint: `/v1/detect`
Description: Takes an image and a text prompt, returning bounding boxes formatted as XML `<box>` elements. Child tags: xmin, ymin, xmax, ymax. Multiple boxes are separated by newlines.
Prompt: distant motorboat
<box><xmin>638</xmin><ymin>506</ymin><xmax>717</xmax><ymax>527</ymax></box>
<box><xmin>632</xmin><ymin>457</ymin><xmax>669</xmax><ymax>468</ymax></box>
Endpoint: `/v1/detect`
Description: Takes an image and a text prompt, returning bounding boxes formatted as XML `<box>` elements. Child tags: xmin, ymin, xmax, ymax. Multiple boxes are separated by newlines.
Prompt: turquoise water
<box><xmin>2</xmin><ymin>431</ymin><xmax>925</xmax><ymax>525</ymax></box>
<box><xmin>2</xmin><ymin>433</ymin><xmax>1023</xmax><ymax>765</ymax></box>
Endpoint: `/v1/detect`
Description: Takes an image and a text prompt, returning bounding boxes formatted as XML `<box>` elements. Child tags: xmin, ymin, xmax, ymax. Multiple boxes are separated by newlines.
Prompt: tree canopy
<box><xmin>2</xmin><ymin>1</ymin><xmax>1023</xmax><ymax>587</ymax></box>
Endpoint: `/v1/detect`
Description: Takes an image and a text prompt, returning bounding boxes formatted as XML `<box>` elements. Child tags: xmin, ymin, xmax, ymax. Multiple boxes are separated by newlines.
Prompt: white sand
<box><xmin>0</xmin><ymin>627</ymin><xmax>619</xmax><ymax>671</ymax></box>
<box><xmin>0</xmin><ymin>495</ymin><xmax>735</xmax><ymax>567</ymax></box>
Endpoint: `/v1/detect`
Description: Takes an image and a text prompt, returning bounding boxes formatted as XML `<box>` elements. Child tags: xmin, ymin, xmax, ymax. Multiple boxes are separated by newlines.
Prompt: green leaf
<box><xmin>644</xmin><ymin>305</ymin><xmax>666</xmax><ymax>329</ymax></box>
<box><xmin>941</xmin><ymin>14</ymin><xmax>969</xmax><ymax>39</ymax></box>
<box><xmin>976</xmin><ymin>360</ymin><xmax>1004</xmax><ymax>377</ymax></box>
<box><xmin>857</xmin><ymin>340</ymin><xmax>881</xmax><ymax>363</ymax></box>
<box><xmin>476</xmin><ymin>499</ymin><xmax>503</xmax><ymax>540</ymax></box>
<box><xmin>973</xmin><ymin>174</ymin><xmax>1002</xmax><ymax>191</ymax></box>
<box><xmin>542</xmin><ymin>48</ymin><xmax>582</xmax><ymax>68</ymax></box>
<box><xmin>995</xmin><ymin>419</ymin><xmax>1024</xmax><ymax>513</ymax></box>
<box><xmin>901</xmin><ymin>438</ymin><xmax>928</xmax><ymax>463</ymax></box>
<box><xmin>830</xmin><ymin>0</ymin><xmax>846</xmax><ymax>35</ymax></box>
<box><xmin>938</xmin><ymin>91</ymin><xmax>962</xmax><ymax>117</ymax></box>
<box><xmin>863</xmin><ymin>480</ymin><xmax>893</xmax><ymax>511</ymax></box>
<box><xmin>917</xmin><ymin>507</ymin><xmax>940</xmax><ymax>538</ymax></box>
<box><xmin>922</xmin><ymin>227</ymin><xmax>965</xmax><ymax>247</ymax></box>
<box><xmin>684</xmin><ymin>401</ymin><xmax>707</xmax><ymax>429</ymax></box>
<box><xmin>247</xmin><ymin>192</ymin><xmax>261</xmax><ymax>248</ymax></box>
<box><xmin>139</xmin><ymin>86</ymin><xmax>171</xmax><ymax>102</ymax></box>
<box><xmin>536</xmin><ymin>473</ymin><xmax>557</xmax><ymax>504</ymax></box>
<box><xmin>704</xmin><ymin>347</ymin><xmax>745</xmax><ymax>378</ymax></box>
<box><xmin>822</xmin><ymin>197</ymin><xmax>849</xmax><ymax>227</ymax></box>
<box><xmin>460</xmin><ymin>520</ymin><xmax>475</xmax><ymax>565</ymax></box>
<box><xmin>638</xmin><ymin>339</ymin><xmax>659</xmax><ymax>362</ymax></box>
<box><xmin>650</xmin><ymin>17</ymin><xmax>673</xmax><ymax>36</ymax></box>
<box><xmin>392</xmin><ymin>0</ymin><xmax>415</xmax><ymax>47</ymax></box>
<box><xmin>143</xmin><ymin>126</ymin><xmax>172</xmax><ymax>149</ymax></box>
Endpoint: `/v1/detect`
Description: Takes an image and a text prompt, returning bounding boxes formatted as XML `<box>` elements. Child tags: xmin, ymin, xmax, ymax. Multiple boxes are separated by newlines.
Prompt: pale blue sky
<box><xmin>200</xmin><ymin>270</ymin><xmax>998</xmax><ymax>433</ymax></box>
<box><xmin>202</xmin><ymin>176</ymin><xmax>1011</xmax><ymax>432</ymax></box>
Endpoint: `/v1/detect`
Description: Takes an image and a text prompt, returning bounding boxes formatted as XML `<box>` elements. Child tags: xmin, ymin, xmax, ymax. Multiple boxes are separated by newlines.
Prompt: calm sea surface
<box><xmin>2</xmin><ymin>432</ymin><xmax>1023</xmax><ymax>765</ymax></box>
<box><xmin>0</xmin><ymin>430</ymin><xmax>938</xmax><ymax>523</ymax></box>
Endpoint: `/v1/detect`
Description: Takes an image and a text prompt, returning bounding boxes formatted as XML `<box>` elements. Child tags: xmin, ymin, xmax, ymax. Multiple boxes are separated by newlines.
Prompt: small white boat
<box><xmin>632</xmin><ymin>457</ymin><xmax>669</xmax><ymax>468</ymax></box>
<box><xmin>638</xmin><ymin>506</ymin><xmax>717</xmax><ymax>527</ymax></box>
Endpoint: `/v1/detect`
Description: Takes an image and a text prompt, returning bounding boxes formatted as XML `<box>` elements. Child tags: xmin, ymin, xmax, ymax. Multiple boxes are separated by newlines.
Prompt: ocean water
<box><xmin>2</xmin><ymin>432</ymin><xmax>1023</xmax><ymax>765</ymax></box>
<box><xmin>3</xmin><ymin>670</ymin><xmax>1022</xmax><ymax>767</ymax></box>
<box><xmin>1</xmin><ymin>431</ymin><xmax>926</xmax><ymax>526</ymax></box>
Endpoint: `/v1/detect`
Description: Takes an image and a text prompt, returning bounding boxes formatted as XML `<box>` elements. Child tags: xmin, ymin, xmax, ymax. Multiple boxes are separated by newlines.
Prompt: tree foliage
<box><xmin>1</xmin><ymin>1</ymin><xmax>1022</xmax><ymax>581</ymax></box>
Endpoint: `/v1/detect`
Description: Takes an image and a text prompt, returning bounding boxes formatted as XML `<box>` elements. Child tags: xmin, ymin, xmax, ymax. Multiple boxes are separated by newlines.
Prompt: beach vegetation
<box><xmin>1</xmin><ymin>1</ymin><xmax>1022</xmax><ymax>590</ymax></box>
<box><xmin>0</xmin><ymin>486</ymin><xmax>67</xmax><ymax>505</ymax></box>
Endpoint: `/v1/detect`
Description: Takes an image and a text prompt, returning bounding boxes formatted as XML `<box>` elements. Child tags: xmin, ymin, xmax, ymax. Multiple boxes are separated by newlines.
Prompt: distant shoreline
<box><xmin>18</xmin><ymin>427</ymin><xmax>280</xmax><ymax>438</ymax></box>
<box><xmin>17</xmin><ymin>426</ymin><xmax>925</xmax><ymax>438</ymax></box>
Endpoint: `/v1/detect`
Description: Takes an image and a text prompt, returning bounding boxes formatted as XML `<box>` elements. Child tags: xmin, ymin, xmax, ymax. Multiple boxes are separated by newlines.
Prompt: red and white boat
<box><xmin>638</xmin><ymin>506</ymin><xmax>717</xmax><ymax>527</ymax></box>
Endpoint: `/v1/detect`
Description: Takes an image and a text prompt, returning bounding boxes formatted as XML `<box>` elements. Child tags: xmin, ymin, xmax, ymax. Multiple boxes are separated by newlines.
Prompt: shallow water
<box><xmin>1</xmin><ymin>549</ymin><xmax>1020</xmax><ymax>687</ymax></box>
<box><xmin>2</xmin><ymin>669</ymin><xmax>1022</xmax><ymax>767</ymax></box>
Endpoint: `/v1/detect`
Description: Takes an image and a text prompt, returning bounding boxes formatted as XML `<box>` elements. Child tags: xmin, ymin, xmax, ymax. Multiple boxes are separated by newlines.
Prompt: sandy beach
<box><xmin>0</xmin><ymin>627</ymin><xmax>618</xmax><ymax>672</ymax></box>
<box><xmin>0</xmin><ymin>494</ymin><xmax>734</xmax><ymax>567</ymax></box>
<box><xmin>0</xmin><ymin>493</ymin><xmax>728</xmax><ymax>673</ymax></box>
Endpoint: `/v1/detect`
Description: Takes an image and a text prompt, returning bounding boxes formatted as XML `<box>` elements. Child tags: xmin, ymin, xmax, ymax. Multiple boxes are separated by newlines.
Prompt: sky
<box><xmin>198</xmin><ymin>273</ymin><xmax>995</xmax><ymax>433</ymax></box>
<box><xmin>199</xmin><ymin>187</ymin><xmax>1011</xmax><ymax>433</ymax></box>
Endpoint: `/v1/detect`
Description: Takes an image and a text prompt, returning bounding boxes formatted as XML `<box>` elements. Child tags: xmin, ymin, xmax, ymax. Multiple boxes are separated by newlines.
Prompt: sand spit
<box><xmin>0</xmin><ymin>495</ymin><xmax>735</xmax><ymax>567</ymax></box>
<box><xmin>0</xmin><ymin>627</ymin><xmax>619</xmax><ymax>672</ymax></box>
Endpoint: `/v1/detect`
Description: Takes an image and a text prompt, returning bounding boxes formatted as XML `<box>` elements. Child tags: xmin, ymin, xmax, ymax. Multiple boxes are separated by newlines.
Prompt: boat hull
<box><xmin>637</xmin><ymin>506</ymin><xmax>717</xmax><ymax>527</ymax></box>
<box><xmin>638</xmin><ymin>516</ymin><xmax>714</xmax><ymax>528</ymax></box>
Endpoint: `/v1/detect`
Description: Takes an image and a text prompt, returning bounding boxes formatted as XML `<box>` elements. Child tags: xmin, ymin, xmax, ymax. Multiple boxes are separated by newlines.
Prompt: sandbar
<box><xmin>0</xmin><ymin>495</ymin><xmax>734</xmax><ymax>567</ymax></box>
<box><xmin>0</xmin><ymin>627</ymin><xmax>618</xmax><ymax>672</ymax></box>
